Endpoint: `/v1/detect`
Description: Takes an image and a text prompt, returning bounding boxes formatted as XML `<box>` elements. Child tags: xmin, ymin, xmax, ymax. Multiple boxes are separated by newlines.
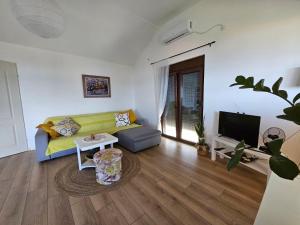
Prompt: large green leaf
<box><xmin>231</xmin><ymin>76</ymin><xmax>255</xmax><ymax>89</ymax></box>
<box><xmin>253</xmin><ymin>79</ymin><xmax>271</xmax><ymax>92</ymax></box>
<box><xmin>277</xmin><ymin>90</ymin><xmax>288</xmax><ymax>99</ymax></box>
<box><xmin>246</xmin><ymin>77</ymin><xmax>254</xmax><ymax>85</ymax></box>
<box><xmin>272</xmin><ymin>77</ymin><xmax>283</xmax><ymax>94</ymax></box>
<box><xmin>227</xmin><ymin>141</ymin><xmax>245</xmax><ymax>171</ymax></box>
<box><xmin>195</xmin><ymin>122</ymin><xmax>204</xmax><ymax>138</ymax></box>
<box><xmin>242</xmin><ymin>77</ymin><xmax>255</xmax><ymax>88</ymax></box>
<box><xmin>263</xmin><ymin>86</ymin><xmax>271</xmax><ymax>92</ymax></box>
<box><xmin>277</xmin><ymin>104</ymin><xmax>300</xmax><ymax>125</ymax></box>
<box><xmin>268</xmin><ymin>139</ymin><xmax>284</xmax><ymax>156</ymax></box>
<box><xmin>236</xmin><ymin>75</ymin><xmax>246</xmax><ymax>83</ymax></box>
<box><xmin>269</xmin><ymin>155</ymin><xmax>300</xmax><ymax>180</ymax></box>
<box><xmin>293</xmin><ymin>93</ymin><xmax>300</xmax><ymax>104</ymax></box>
<box><xmin>253</xmin><ymin>79</ymin><xmax>265</xmax><ymax>91</ymax></box>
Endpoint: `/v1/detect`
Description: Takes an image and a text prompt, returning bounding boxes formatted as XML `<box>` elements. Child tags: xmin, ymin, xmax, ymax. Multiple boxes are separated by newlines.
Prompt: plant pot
<box><xmin>196</xmin><ymin>144</ymin><xmax>209</xmax><ymax>156</ymax></box>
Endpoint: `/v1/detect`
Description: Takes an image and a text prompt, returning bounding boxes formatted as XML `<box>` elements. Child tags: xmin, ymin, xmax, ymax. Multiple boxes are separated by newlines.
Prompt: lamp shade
<box><xmin>10</xmin><ymin>0</ymin><xmax>65</xmax><ymax>38</ymax></box>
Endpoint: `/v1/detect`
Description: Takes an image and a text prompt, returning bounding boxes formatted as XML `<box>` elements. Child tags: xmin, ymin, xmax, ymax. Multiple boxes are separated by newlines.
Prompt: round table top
<box><xmin>93</xmin><ymin>148</ymin><xmax>122</xmax><ymax>163</ymax></box>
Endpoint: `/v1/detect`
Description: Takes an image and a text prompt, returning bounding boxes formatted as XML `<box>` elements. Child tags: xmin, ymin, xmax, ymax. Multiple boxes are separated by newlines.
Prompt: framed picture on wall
<box><xmin>82</xmin><ymin>75</ymin><xmax>111</xmax><ymax>98</ymax></box>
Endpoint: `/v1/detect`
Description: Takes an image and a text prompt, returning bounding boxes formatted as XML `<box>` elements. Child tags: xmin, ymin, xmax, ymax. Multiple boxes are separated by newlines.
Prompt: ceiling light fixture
<box><xmin>10</xmin><ymin>0</ymin><xmax>65</xmax><ymax>39</ymax></box>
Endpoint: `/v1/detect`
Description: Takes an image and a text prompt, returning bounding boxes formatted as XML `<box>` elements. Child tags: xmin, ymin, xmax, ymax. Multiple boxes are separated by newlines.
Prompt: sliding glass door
<box><xmin>180</xmin><ymin>71</ymin><xmax>202</xmax><ymax>142</ymax></box>
<box><xmin>161</xmin><ymin>56</ymin><xmax>204</xmax><ymax>144</ymax></box>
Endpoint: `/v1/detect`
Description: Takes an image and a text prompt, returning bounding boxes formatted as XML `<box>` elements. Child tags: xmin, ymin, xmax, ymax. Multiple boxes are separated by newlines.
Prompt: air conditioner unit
<box><xmin>161</xmin><ymin>20</ymin><xmax>193</xmax><ymax>45</ymax></box>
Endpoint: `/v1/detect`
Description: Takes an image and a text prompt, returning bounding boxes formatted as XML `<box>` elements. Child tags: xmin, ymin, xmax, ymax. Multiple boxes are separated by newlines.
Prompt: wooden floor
<box><xmin>0</xmin><ymin>138</ymin><xmax>267</xmax><ymax>225</ymax></box>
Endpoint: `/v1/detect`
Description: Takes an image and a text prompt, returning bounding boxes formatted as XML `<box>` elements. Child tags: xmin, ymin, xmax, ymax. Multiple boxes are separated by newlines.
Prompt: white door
<box><xmin>0</xmin><ymin>61</ymin><xmax>27</xmax><ymax>158</ymax></box>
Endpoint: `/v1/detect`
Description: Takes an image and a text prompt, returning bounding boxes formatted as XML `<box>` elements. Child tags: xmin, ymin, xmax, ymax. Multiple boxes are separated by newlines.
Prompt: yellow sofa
<box><xmin>35</xmin><ymin>111</ymin><xmax>141</xmax><ymax>161</ymax></box>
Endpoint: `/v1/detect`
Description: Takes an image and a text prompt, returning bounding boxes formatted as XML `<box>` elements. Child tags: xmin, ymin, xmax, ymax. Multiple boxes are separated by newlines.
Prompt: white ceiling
<box><xmin>0</xmin><ymin>0</ymin><xmax>200</xmax><ymax>65</ymax></box>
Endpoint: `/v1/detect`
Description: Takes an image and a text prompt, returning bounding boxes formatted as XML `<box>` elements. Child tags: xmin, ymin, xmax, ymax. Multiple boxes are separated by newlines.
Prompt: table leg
<box><xmin>99</xmin><ymin>144</ymin><xmax>105</xmax><ymax>152</ymax></box>
<box><xmin>211</xmin><ymin>139</ymin><xmax>217</xmax><ymax>161</ymax></box>
<box><xmin>110</xmin><ymin>143</ymin><xmax>113</xmax><ymax>148</ymax></box>
<box><xmin>220</xmin><ymin>153</ymin><xmax>224</xmax><ymax>159</ymax></box>
<box><xmin>76</xmin><ymin>146</ymin><xmax>82</xmax><ymax>170</ymax></box>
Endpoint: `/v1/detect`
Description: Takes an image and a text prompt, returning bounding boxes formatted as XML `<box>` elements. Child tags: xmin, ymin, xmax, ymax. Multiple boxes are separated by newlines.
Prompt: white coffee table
<box><xmin>74</xmin><ymin>133</ymin><xmax>118</xmax><ymax>170</ymax></box>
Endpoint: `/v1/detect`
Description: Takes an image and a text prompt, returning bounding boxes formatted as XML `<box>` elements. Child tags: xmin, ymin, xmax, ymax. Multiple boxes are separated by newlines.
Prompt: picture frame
<box><xmin>82</xmin><ymin>75</ymin><xmax>111</xmax><ymax>98</ymax></box>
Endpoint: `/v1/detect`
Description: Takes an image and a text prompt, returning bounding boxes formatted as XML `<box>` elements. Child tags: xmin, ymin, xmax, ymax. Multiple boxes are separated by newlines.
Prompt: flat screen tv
<box><xmin>218</xmin><ymin>111</ymin><xmax>261</xmax><ymax>148</ymax></box>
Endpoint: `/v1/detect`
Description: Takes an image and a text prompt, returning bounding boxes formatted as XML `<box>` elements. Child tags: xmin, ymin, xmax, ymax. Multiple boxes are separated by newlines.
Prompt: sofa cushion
<box><xmin>116</xmin><ymin>127</ymin><xmax>161</xmax><ymax>152</ymax></box>
<box><xmin>120</xmin><ymin>109</ymin><xmax>137</xmax><ymax>123</ymax></box>
<box><xmin>46</xmin><ymin>111</ymin><xmax>124</xmax><ymax>134</ymax></box>
<box><xmin>52</xmin><ymin>117</ymin><xmax>81</xmax><ymax>136</ymax></box>
<box><xmin>117</xmin><ymin>127</ymin><xmax>161</xmax><ymax>142</ymax></box>
<box><xmin>114</xmin><ymin>112</ymin><xmax>130</xmax><ymax>127</ymax></box>
<box><xmin>46</xmin><ymin>124</ymin><xmax>142</xmax><ymax>156</ymax></box>
<box><xmin>36</xmin><ymin>121</ymin><xmax>60</xmax><ymax>139</ymax></box>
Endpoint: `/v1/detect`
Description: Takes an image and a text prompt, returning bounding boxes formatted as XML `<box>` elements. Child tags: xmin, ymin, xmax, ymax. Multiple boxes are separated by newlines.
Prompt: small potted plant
<box><xmin>195</xmin><ymin>120</ymin><xmax>210</xmax><ymax>156</ymax></box>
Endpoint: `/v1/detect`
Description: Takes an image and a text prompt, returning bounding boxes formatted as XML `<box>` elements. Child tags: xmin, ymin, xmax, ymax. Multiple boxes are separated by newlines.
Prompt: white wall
<box><xmin>0</xmin><ymin>41</ymin><xmax>135</xmax><ymax>150</ymax></box>
<box><xmin>133</xmin><ymin>0</ymin><xmax>300</xmax><ymax>144</ymax></box>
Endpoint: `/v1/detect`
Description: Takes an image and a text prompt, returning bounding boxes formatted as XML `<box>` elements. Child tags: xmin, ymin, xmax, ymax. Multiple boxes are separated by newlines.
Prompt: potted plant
<box><xmin>227</xmin><ymin>76</ymin><xmax>300</xmax><ymax>180</ymax></box>
<box><xmin>195</xmin><ymin>120</ymin><xmax>210</xmax><ymax>156</ymax></box>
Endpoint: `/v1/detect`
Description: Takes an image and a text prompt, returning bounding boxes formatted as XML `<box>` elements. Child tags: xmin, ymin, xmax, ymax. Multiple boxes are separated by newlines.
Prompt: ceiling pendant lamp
<box><xmin>10</xmin><ymin>0</ymin><xmax>65</xmax><ymax>39</ymax></box>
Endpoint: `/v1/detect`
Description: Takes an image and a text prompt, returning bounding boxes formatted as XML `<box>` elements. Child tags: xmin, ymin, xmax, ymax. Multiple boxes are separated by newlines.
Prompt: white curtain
<box><xmin>153</xmin><ymin>61</ymin><xmax>169</xmax><ymax>129</ymax></box>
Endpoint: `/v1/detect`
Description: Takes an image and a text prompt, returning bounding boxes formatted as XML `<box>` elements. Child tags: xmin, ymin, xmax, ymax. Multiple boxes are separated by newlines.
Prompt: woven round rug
<box><xmin>54</xmin><ymin>150</ymin><xmax>140</xmax><ymax>197</ymax></box>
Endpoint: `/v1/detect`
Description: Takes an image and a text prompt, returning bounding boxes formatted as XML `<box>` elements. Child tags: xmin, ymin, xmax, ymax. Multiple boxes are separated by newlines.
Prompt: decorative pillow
<box><xmin>120</xmin><ymin>109</ymin><xmax>136</xmax><ymax>123</ymax></box>
<box><xmin>129</xmin><ymin>109</ymin><xmax>137</xmax><ymax>123</ymax></box>
<box><xmin>36</xmin><ymin>121</ymin><xmax>60</xmax><ymax>139</ymax></box>
<box><xmin>115</xmin><ymin>112</ymin><xmax>131</xmax><ymax>127</ymax></box>
<box><xmin>51</xmin><ymin>117</ymin><xmax>81</xmax><ymax>137</ymax></box>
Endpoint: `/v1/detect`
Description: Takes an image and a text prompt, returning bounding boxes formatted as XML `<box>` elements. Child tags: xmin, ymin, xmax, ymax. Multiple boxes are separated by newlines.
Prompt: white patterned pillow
<box><xmin>115</xmin><ymin>112</ymin><xmax>131</xmax><ymax>127</ymax></box>
<box><xmin>51</xmin><ymin>117</ymin><xmax>81</xmax><ymax>137</ymax></box>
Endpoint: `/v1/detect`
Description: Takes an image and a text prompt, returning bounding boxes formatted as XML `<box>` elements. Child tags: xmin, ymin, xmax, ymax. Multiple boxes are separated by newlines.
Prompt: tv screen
<box><xmin>218</xmin><ymin>111</ymin><xmax>261</xmax><ymax>147</ymax></box>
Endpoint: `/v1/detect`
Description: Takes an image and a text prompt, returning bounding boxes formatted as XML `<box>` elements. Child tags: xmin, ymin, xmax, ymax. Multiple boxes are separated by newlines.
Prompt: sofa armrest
<box><xmin>135</xmin><ymin>118</ymin><xmax>147</xmax><ymax>126</ymax></box>
<box><xmin>35</xmin><ymin>128</ymin><xmax>51</xmax><ymax>162</ymax></box>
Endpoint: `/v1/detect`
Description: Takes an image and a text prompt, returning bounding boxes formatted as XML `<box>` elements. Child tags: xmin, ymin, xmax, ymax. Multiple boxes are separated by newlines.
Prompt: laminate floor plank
<box><xmin>157</xmin><ymin>179</ymin><xmax>230</xmax><ymax>225</ymax></box>
<box><xmin>0</xmin><ymin>187</ymin><xmax>29</xmax><ymax>225</ymax></box>
<box><xmin>0</xmin><ymin>138</ymin><xmax>267</xmax><ymax>225</ymax></box>
<box><xmin>150</xmin><ymin>144</ymin><xmax>266</xmax><ymax>190</ymax></box>
<box><xmin>109</xmin><ymin>187</ymin><xmax>144</xmax><ymax>224</ymax></box>
<box><xmin>0</xmin><ymin>156</ymin><xmax>8</xmax><ymax>175</ymax></box>
<box><xmin>97</xmin><ymin>202</ymin><xmax>129</xmax><ymax>225</ymax></box>
<box><xmin>145</xmin><ymin>149</ymin><xmax>265</xmax><ymax>196</ymax></box>
<box><xmin>134</xmin><ymin>172</ymin><xmax>209</xmax><ymax>225</ymax></box>
<box><xmin>0</xmin><ymin>154</ymin><xmax>23</xmax><ymax>181</ymax></box>
<box><xmin>142</xmin><ymin>152</ymin><xmax>263</xmax><ymax>204</ymax></box>
<box><xmin>0</xmin><ymin>180</ymin><xmax>11</xmax><ymax>212</ymax></box>
<box><xmin>21</xmin><ymin>188</ymin><xmax>48</xmax><ymax>225</ymax></box>
<box><xmin>0</xmin><ymin>152</ymin><xmax>34</xmax><ymax>225</ymax></box>
<box><xmin>140</xmin><ymin>153</ymin><xmax>225</xmax><ymax>196</ymax></box>
<box><xmin>164</xmin><ymin>198</ymin><xmax>211</xmax><ymax>225</ymax></box>
<box><xmin>219</xmin><ymin>189</ymin><xmax>259</xmax><ymax>219</ymax></box>
<box><xmin>131</xmin><ymin>172</ymin><xmax>176</xmax><ymax>206</ymax></box>
<box><xmin>131</xmin><ymin>214</ymin><xmax>156</xmax><ymax>225</ymax></box>
<box><xmin>139</xmin><ymin>155</ymin><xmax>193</xmax><ymax>189</ymax></box>
<box><xmin>29</xmin><ymin>160</ymin><xmax>48</xmax><ymax>192</ymax></box>
<box><xmin>186</xmin><ymin>183</ymin><xmax>253</xmax><ymax>225</ymax></box>
<box><xmin>70</xmin><ymin>197</ymin><xmax>100</xmax><ymax>225</ymax></box>
<box><xmin>89</xmin><ymin>193</ymin><xmax>112</xmax><ymax>212</ymax></box>
<box><xmin>48</xmin><ymin>193</ymin><xmax>75</xmax><ymax>225</ymax></box>
<box><xmin>123</xmin><ymin>181</ymin><xmax>183</xmax><ymax>225</ymax></box>
<box><xmin>11</xmin><ymin>151</ymin><xmax>35</xmax><ymax>189</ymax></box>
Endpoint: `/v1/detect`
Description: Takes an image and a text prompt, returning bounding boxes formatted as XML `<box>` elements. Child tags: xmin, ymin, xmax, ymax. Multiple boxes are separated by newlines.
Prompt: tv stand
<box><xmin>211</xmin><ymin>136</ymin><xmax>271</xmax><ymax>176</ymax></box>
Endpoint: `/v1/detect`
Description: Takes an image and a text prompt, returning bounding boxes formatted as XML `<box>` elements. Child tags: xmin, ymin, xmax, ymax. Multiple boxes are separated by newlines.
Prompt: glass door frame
<box><xmin>161</xmin><ymin>56</ymin><xmax>205</xmax><ymax>145</ymax></box>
